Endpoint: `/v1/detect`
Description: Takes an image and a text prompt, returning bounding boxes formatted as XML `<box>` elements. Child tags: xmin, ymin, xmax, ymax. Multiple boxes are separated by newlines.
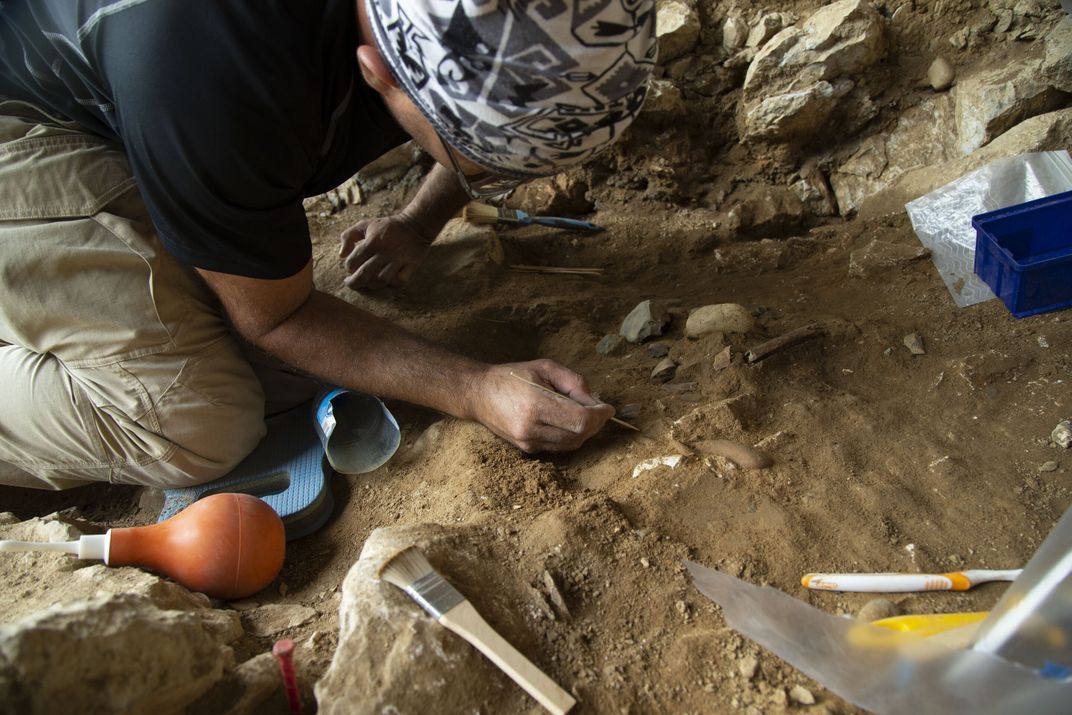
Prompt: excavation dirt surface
<box><xmin>2</xmin><ymin>1</ymin><xmax>1070</xmax><ymax>713</ymax></box>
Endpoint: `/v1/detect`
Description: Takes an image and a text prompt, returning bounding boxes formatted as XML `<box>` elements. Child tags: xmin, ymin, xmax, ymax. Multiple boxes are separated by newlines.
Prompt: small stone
<box><xmin>1053</xmin><ymin>420</ymin><xmax>1071</xmax><ymax>449</ymax></box>
<box><xmin>747</xmin><ymin>12</ymin><xmax>787</xmax><ymax>49</ymax></box>
<box><xmin>1039</xmin><ymin>461</ymin><xmax>1059</xmax><ymax>473</ymax></box>
<box><xmin>620</xmin><ymin>300</ymin><xmax>671</xmax><ymax>343</ymax></box>
<box><xmin>789</xmin><ymin>685</ymin><xmax>816</xmax><ymax>706</ymax></box>
<box><xmin>712</xmin><ymin>346</ymin><xmax>732</xmax><ymax>371</ymax></box>
<box><xmin>857</xmin><ymin>598</ymin><xmax>900</xmax><ymax>623</ymax></box>
<box><xmin>675</xmin><ymin>599</ymin><xmax>687</xmax><ymax>614</ymax></box>
<box><xmin>651</xmin><ymin>357</ymin><xmax>677</xmax><ymax>383</ymax></box>
<box><xmin>640</xmin><ymin>557</ymin><xmax>651</xmax><ymax>568</ymax></box>
<box><xmin>949</xmin><ymin>27</ymin><xmax>970</xmax><ymax>50</ymax></box>
<box><xmin>723</xmin><ymin>16</ymin><xmax>749</xmax><ymax>51</ymax></box>
<box><xmin>903</xmin><ymin>333</ymin><xmax>926</xmax><ymax>355</ymax></box>
<box><xmin>1038</xmin><ymin>336</ymin><xmax>1050</xmax><ymax>349</ymax></box>
<box><xmin>646</xmin><ymin>341</ymin><xmax>671</xmax><ymax>359</ymax></box>
<box><xmin>597</xmin><ymin>334</ymin><xmax>627</xmax><ymax>356</ymax></box>
<box><xmin>927</xmin><ymin>57</ymin><xmax>955</xmax><ymax>91</ymax></box>
<box><xmin>738</xmin><ymin>655</ymin><xmax>759</xmax><ymax>680</ymax></box>
<box><xmin>686</xmin><ymin>304</ymin><xmax>754</xmax><ymax>337</ymax></box>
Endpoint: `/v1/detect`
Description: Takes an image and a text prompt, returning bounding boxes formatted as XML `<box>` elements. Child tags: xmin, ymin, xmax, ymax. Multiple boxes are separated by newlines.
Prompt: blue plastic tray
<box><xmin>972</xmin><ymin>190</ymin><xmax>1072</xmax><ymax>319</ymax></box>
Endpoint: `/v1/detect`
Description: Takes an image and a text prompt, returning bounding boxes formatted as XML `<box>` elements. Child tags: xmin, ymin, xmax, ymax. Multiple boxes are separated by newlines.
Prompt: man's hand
<box><xmin>339</xmin><ymin>213</ymin><xmax>434</xmax><ymax>290</ymax></box>
<box><xmin>469</xmin><ymin>360</ymin><xmax>615</xmax><ymax>453</ymax></box>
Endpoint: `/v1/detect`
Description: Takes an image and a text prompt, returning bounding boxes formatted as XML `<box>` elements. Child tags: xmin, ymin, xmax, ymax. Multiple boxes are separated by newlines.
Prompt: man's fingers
<box><xmin>342</xmin><ymin>239</ymin><xmax>377</xmax><ymax>274</ymax></box>
<box><xmin>532</xmin><ymin>360</ymin><xmax>604</xmax><ymax>407</ymax></box>
<box><xmin>344</xmin><ymin>254</ymin><xmax>389</xmax><ymax>289</ymax></box>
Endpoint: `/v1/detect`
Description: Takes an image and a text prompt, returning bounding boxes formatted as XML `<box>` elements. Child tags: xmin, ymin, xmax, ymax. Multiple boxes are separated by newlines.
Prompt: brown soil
<box><xmin>2</xmin><ymin>2</ymin><xmax>1069</xmax><ymax>713</ymax></box>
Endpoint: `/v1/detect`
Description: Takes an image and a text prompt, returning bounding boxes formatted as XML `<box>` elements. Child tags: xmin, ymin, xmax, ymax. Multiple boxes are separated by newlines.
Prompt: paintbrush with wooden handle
<box><xmin>379</xmin><ymin>546</ymin><xmax>576</xmax><ymax>715</ymax></box>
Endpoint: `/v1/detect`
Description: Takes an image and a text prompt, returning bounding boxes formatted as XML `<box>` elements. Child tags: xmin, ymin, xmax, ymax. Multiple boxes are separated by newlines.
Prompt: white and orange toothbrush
<box><xmin>801</xmin><ymin>569</ymin><xmax>1022</xmax><ymax>593</ymax></box>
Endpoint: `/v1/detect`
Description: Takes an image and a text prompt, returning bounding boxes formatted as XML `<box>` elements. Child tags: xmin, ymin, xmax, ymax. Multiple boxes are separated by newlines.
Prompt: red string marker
<box><xmin>272</xmin><ymin>639</ymin><xmax>302</xmax><ymax>715</ymax></box>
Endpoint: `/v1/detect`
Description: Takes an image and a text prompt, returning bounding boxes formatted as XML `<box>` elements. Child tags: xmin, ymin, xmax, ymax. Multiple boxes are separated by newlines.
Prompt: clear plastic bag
<box><xmin>905</xmin><ymin>151</ymin><xmax>1072</xmax><ymax>308</ymax></box>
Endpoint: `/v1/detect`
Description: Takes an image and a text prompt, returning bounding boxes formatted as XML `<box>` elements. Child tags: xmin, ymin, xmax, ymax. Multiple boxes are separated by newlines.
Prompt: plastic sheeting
<box><xmin>688</xmin><ymin>507</ymin><xmax>1072</xmax><ymax>714</ymax></box>
<box><xmin>905</xmin><ymin>151</ymin><xmax>1072</xmax><ymax>308</ymax></box>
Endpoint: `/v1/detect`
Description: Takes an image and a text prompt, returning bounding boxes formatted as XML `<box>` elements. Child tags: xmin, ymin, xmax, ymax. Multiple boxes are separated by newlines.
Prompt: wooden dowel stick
<box><xmin>509</xmin><ymin>373</ymin><xmax>640</xmax><ymax>432</ymax></box>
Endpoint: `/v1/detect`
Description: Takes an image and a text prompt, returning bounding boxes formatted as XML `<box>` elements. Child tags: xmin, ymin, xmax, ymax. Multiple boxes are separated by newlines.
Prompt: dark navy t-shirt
<box><xmin>0</xmin><ymin>0</ymin><xmax>408</xmax><ymax>278</ymax></box>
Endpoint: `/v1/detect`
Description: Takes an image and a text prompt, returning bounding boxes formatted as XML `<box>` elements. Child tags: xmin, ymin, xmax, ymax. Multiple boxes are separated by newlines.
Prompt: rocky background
<box><xmin>2</xmin><ymin>2</ymin><xmax>1070</xmax><ymax>714</ymax></box>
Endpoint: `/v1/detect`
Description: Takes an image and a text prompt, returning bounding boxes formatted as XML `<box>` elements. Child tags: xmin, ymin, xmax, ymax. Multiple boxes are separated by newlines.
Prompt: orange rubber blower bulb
<box><xmin>107</xmin><ymin>493</ymin><xmax>286</xmax><ymax>600</ymax></box>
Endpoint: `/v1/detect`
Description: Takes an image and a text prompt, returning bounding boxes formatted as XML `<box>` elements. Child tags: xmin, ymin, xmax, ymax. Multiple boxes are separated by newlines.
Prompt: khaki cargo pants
<box><xmin>0</xmin><ymin>102</ymin><xmax>270</xmax><ymax>490</ymax></box>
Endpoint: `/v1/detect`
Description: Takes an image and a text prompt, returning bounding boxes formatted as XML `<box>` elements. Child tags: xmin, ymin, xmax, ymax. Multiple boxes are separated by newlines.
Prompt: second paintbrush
<box><xmin>464</xmin><ymin>202</ymin><xmax>604</xmax><ymax>232</ymax></box>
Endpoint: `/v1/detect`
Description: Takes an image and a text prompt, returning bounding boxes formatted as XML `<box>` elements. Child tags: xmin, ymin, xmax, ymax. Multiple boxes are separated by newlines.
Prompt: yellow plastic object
<box><xmin>872</xmin><ymin>612</ymin><xmax>990</xmax><ymax>638</ymax></box>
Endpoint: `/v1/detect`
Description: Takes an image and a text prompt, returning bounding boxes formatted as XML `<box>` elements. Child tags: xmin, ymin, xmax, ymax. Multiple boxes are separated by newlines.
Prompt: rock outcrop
<box><xmin>739</xmin><ymin>0</ymin><xmax>887</xmax><ymax>144</ymax></box>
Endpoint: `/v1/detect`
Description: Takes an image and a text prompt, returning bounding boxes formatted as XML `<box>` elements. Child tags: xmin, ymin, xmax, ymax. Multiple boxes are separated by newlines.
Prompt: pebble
<box><xmin>1052</xmin><ymin>420</ymin><xmax>1071</xmax><ymax>449</ymax></box>
<box><xmin>737</xmin><ymin>655</ymin><xmax>758</xmax><ymax>680</ymax></box>
<box><xmin>903</xmin><ymin>332</ymin><xmax>926</xmax><ymax>355</ymax></box>
<box><xmin>1039</xmin><ymin>461</ymin><xmax>1059</xmax><ymax>473</ymax></box>
<box><xmin>620</xmin><ymin>300</ymin><xmax>671</xmax><ymax>343</ymax></box>
<box><xmin>686</xmin><ymin>304</ymin><xmax>754</xmax><ymax>337</ymax></box>
<box><xmin>640</xmin><ymin>557</ymin><xmax>651</xmax><ymax>568</ymax></box>
<box><xmin>857</xmin><ymin>598</ymin><xmax>900</xmax><ymax>623</ymax></box>
<box><xmin>596</xmin><ymin>334</ymin><xmax>626</xmax><ymax>356</ymax></box>
<box><xmin>789</xmin><ymin>685</ymin><xmax>816</xmax><ymax>706</ymax></box>
<box><xmin>927</xmin><ymin>57</ymin><xmax>955</xmax><ymax>91</ymax></box>
<box><xmin>651</xmin><ymin>357</ymin><xmax>677</xmax><ymax>383</ymax></box>
<box><xmin>712</xmin><ymin>346</ymin><xmax>732</xmax><ymax>371</ymax></box>
<box><xmin>645</xmin><ymin>341</ymin><xmax>671</xmax><ymax>359</ymax></box>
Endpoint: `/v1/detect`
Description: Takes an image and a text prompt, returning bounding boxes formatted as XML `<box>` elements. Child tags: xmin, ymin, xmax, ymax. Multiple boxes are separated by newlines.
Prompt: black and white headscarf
<box><xmin>367</xmin><ymin>0</ymin><xmax>657</xmax><ymax>177</ymax></box>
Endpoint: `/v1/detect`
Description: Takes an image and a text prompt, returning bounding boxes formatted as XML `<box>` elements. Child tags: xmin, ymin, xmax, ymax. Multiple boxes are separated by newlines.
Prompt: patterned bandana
<box><xmin>366</xmin><ymin>0</ymin><xmax>657</xmax><ymax>177</ymax></box>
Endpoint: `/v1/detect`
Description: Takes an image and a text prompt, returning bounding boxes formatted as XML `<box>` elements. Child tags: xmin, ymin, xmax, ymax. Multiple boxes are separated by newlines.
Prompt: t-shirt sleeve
<box><xmin>96</xmin><ymin>3</ymin><xmax>322</xmax><ymax>279</ymax></box>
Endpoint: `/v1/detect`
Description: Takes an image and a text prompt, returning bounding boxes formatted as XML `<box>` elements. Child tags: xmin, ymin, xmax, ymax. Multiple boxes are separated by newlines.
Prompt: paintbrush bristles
<box><xmin>462</xmin><ymin>202</ymin><xmax>501</xmax><ymax>225</ymax></box>
<box><xmin>378</xmin><ymin>545</ymin><xmax>434</xmax><ymax>589</ymax></box>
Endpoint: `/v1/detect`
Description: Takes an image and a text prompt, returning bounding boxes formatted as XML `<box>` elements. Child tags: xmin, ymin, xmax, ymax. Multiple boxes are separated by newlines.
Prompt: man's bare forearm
<box><xmin>254</xmin><ymin>288</ymin><xmax>484</xmax><ymax>419</ymax></box>
<box><xmin>397</xmin><ymin>162</ymin><xmax>470</xmax><ymax>241</ymax></box>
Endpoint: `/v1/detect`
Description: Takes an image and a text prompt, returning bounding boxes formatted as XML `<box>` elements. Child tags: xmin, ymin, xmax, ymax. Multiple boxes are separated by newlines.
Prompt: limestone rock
<box><xmin>243</xmin><ymin>604</ymin><xmax>318</xmax><ymax>638</ymax></box>
<box><xmin>793</xmin><ymin>165</ymin><xmax>839</xmax><ymax>217</ymax></box>
<box><xmin>508</xmin><ymin>173</ymin><xmax>592</xmax><ymax>216</ymax></box>
<box><xmin>903</xmin><ymin>333</ymin><xmax>926</xmax><ymax>356</ymax></box>
<box><xmin>848</xmin><ymin>240</ymin><xmax>930</xmax><ymax>278</ymax></box>
<box><xmin>656</xmin><ymin>0</ymin><xmax>701</xmax><ymax>63</ymax></box>
<box><xmin>928</xmin><ymin>57</ymin><xmax>956</xmax><ymax>91</ymax></box>
<box><xmin>746</xmin><ymin>12</ymin><xmax>791</xmax><ymax>49</ymax></box>
<box><xmin>651</xmin><ymin>357</ymin><xmax>678</xmax><ymax>383</ymax></box>
<box><xmin>620</xmin><ymin>300</ymin><xmax>672</xmax><ymax>343</ymax></box>
<box><xmin>1051</xmin><ymin>420</ymin><xmax>1071</xmax><ymax>449</ymax></box>
<box><xmin>740</xmin><ymin>0</ymin><xmax>886</xmax><ymax>143</ymax></box>
<box><xmin>830</xmin><ymin>94</ymin><xmax>957</xmax><ymax>214</ymax></box>
<box><xmin>723</xmin><ymin>16</ymin><xmax>749</xmax><ymax>51</ymax></box>
<box><xmin>789</xmin><ymin>684</ymin><xmax>816</xmax><ymax>706</ymax></box>
<box><xmin>859</xmin><ymin>108</ymin><xmax>1072</xmax><ymax>217</ymax></box>
<box><xmin>187</xmin><ymin>652</ymin><xmax>284</xmax><ymax>715</ymax></box>
<box><xmin>686</xmin><ymin>304</ymin><xmax>754</xmax><ymax>337</ymax></box>
<box><xmin>316</xmin><ymin>525</ymin><xmax>561</xmax><ymax>714</ymax></box>
<box><xmin>643</xmin><ymin>79</ymin><xmax>686</xmax><ymax>121</ymax></box>
<box><xmin>955</xmin><ymin>17</ymin><xmax>1072</xmax><ymax>155</ymax></box>
<box><xmin>0</xmin><ymin>593</ymin><xmax>233</xmax><ymax>714</ymax></box>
